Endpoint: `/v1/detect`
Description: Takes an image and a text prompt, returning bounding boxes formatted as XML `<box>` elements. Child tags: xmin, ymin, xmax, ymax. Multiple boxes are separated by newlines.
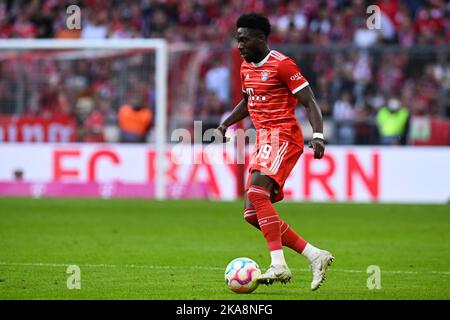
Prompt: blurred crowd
<box><xmin>287</xmin><ymin>46</ymin><xmax>450</xmax><ymax>144</ymax></box>
<box><xmin>0</xmin><ymin>0</ymin><xmax>449</xmax><ymax>144</ymax></box>
<box><xmin>0</xmin><ymin>50</ymin><xmax>155</xmax><ymax>142</ymax></box>
<box><xmin>1</xmin><ymin>0</ymin><xmax>449</xmax><ymax>45</ymax></box>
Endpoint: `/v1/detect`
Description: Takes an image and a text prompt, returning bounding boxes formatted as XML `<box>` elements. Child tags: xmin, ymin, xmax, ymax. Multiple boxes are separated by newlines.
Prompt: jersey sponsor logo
<box><xmin>261</xmin><ymin>70</ymin><xmax>270</xmax><ymax>81</ymax></box>
<box><xmin>246</xmin><ymin>88</ymin><xmax>255</xmax><ymax>106</ymax></box>
<box><xmin>246</xmin><ymin>87</ymin><xmax>267</xmax><ymax>106</ymax></box>
<box><xmin>290</xmin><ymin>72</ymin><xmax>303</xmax><ymax>81</ymax></box>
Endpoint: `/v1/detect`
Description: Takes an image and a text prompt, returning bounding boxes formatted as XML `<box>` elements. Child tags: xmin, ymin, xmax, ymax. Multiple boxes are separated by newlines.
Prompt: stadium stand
<box><xmin>0</xmin><ymin>0</ymin><xmax>449</xmax><ymax>144</ymax></box>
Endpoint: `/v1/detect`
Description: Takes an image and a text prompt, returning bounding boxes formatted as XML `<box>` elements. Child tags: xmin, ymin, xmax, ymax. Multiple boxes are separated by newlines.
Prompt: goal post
<box><xmin>1</xmin><ymin>39</ymin><xmax>168</xmax><ymax>200</ymax></box>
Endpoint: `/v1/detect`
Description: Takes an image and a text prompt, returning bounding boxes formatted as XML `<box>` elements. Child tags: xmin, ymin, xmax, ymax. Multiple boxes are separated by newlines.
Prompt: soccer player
<box><xmin>215</xmin><ymin>13</ymin><xmax>334</xmax><ymax>290</ymax></box>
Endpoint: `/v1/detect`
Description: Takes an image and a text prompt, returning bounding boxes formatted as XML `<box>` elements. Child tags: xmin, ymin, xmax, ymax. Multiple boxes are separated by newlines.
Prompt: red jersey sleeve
<box><xmin>277</xmin><ymin>58</ymin><xmax>309</xmax><ymax>94</ymax></box>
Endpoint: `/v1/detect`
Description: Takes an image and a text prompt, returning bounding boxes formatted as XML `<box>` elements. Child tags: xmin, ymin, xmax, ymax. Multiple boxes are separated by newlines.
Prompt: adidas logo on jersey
<box><xmin>245</xmin><ymin>74</ymin><xmax>250</xmax><ymax>80</ymax></box>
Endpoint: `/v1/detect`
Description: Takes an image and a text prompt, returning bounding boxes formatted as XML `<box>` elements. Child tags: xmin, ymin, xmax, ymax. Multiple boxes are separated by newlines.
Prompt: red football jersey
<box><xmin>241</xmin><ymin>50</ymin><xmax>309</xmax><ymax>147</ymax></box>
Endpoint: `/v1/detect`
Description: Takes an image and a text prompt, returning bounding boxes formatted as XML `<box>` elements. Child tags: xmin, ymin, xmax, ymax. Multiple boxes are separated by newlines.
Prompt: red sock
<box><xmin>244</xmin><ymin>208</ymin><xmax>260</xmax><ymax>229</ymax></box>
<box><xmin>247</xmin><ymin>186</ymin><xmax>282</xmax><ymax>251</ymax></box>
<box><xmin>245</xmin><ymin>206</ymin><xmax>307</xmax><ymax>253</ymax></box>
<box><xmin>280</xmin><ymin>220</ymin><xmax>308</xmax><ymax>254</ymax></box>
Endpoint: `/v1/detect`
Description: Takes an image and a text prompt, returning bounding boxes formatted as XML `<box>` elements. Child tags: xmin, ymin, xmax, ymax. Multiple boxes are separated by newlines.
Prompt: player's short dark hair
<box><xmin>236</xmin><ymin>13</ymin><xmax>271</xmax><ymax>38</ymax></box>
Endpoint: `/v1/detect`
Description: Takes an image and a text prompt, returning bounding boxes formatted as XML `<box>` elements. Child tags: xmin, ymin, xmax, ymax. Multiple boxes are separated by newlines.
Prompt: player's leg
<box><xmin>246</xmin><ymin>141</ymin><xmax>334</xmax><ymax>290</ymax></box>
<box><xmin>244</xmin><ymin>193</ymin><xmax>307</xmax><ymax>254</ymax></box>
<box><xmin>270</xmin><ymin>177</ymin><xmax>334</xmax><ymax>291</ymax></box>
<box><xmin>270</xmin><ymin>145</ymin><xmax>334</xmax><ymax>290</ymax></box>
<box><xmin>307</xmin><ymin>247</ymin><xmax>334</xmax><ymax>291</ymax></box>
<box><xmin>271</xmin><ymin>190</ymin><xmax>335</xmax><ymax>290</ymax></box>
<box><xmin>243</xmin><ymin>208</ymin><xmax>259</xmax><ymax>228</ymax></box>
<box><xmin>243</xmin><ymin>150</ymin><xmax>310</xmax><ymax>255</ymax></box>
<box><xmin>244</xmin><ymin>195</ymin><xmax>260</xmax><ymax>229</ymax></box>
<box><xmin>246</xmin><ymin>170</ymin><xmax>291</xmax><ymax>284</ymax></box>
<box><xmin>245</xmin><ymin>192</ymin><xmax>333</xmax><ymax>289</ymax></box>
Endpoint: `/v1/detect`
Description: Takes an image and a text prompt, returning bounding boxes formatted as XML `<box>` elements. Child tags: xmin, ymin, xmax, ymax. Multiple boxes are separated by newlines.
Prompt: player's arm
<box><xmin>277</xmin><ymin>58</ymin><xmax>325</xmax><ymax>159</ymax></box>
<box><xmin>216</xmin><ymin>93</ymin><xmax>249</xmax><ymax>140</ymax></box>
<box><xmin>295</xmin><ymin>87</ymin><xmax>325</xmax><ymax>159</ymax></box>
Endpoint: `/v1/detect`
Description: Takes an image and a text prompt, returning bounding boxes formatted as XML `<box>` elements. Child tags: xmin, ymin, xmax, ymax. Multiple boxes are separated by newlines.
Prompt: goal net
<box><xmin>0</xmin><ymin>39</ymin><xmax>168</xmax><ymax>199</ymax></box>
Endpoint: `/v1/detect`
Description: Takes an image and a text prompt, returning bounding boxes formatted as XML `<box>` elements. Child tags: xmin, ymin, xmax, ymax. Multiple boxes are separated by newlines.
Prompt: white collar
<box><xmin>251</xmin><ymin>50</ymin><xmax>272</xmax><ymax>67</ymax></box>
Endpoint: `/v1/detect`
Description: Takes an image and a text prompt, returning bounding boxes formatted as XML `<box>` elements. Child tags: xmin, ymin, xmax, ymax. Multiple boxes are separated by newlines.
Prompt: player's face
<box><xmin>236</xmin><ymin>28</ymin><xmax>265</xmax><ymax>63</ymax></box>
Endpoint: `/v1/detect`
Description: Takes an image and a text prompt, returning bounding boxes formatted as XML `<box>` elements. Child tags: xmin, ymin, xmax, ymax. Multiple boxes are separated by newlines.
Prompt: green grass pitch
<box><xmin>0</xmin><ymin>198</ymin><xmax>449</xmax><ymax>300</ymax></box>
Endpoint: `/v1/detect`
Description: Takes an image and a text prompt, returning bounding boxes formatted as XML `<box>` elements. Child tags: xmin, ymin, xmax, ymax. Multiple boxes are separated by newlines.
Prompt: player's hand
<box><xmin>214</xmin><ymin>124</ymin><xmax>230</xmax><ymax>143</ymax></box>
<box><xmin>308</xmin><ymin>138</ymin><xmax>325</xmax><ymax>159</ymax></box>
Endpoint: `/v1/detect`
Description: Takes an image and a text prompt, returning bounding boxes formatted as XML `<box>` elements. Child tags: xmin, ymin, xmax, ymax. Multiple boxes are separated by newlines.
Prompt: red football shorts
<box><xmin>246</xmin><ymin>140</ymin><xmax>303</xmax><ymax>202</ymax></box>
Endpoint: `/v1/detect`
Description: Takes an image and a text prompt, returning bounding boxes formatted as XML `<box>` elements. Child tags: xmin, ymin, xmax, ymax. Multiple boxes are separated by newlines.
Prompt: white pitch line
<box><xmin>0</xmin><ymin>262</ymin><xmax>449</xmax><ymax>276</ymax></box>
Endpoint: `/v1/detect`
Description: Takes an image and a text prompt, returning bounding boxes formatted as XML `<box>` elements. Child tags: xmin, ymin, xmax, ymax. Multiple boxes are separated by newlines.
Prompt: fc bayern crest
<box><xmin>261</xmin><ymin>70</ymin><xmax>270</xmax><ymax>81</ymax></box>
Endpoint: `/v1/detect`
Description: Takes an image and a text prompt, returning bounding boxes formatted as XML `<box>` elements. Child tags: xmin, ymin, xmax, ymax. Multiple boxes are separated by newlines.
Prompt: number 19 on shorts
<box><xmin>257</xmin><ymin>144</ymin><xmax>273</xmax><ymax>161</ymax></box>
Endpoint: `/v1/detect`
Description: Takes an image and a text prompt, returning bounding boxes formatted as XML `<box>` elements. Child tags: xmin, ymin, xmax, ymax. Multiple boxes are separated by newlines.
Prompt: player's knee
<box><xmin>271</xmin><ymin>188</ymin><xmax>284</xmax><ymax>203</ymax></box>
<box><xmin>250</xmin><ymin>171</ymin><xmax>276</xmax><ymax>191</ymax></box>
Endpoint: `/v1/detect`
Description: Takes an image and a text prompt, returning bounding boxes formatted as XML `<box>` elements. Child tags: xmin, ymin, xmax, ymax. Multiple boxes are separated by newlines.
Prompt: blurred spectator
<box><xmin>118</xmin><ymin>100</ymin><xmax>153</xmax><ymax>143</ymax></box>
<box><xmin>275</xmin><ymin>2</ymin><xmax>307</xmax><ymax>34</ymax></box>
<box><xmin>144</xmin><ymin>8</ymin><xmax>170</xmax><ymax>38</ymax></box>
<box><xmin>446</xmin><ymin>96</ymin><xmax>450</xmax><ymax>118</ymax></box>
<box><xmin>75</xmin><ymin>96</ymin><xmax>94</xmax><ymax>141</ymax></box>
<box><xmin>327</xmin><ymin>9</ymin><xmax>349</xmax><ymax>43</ymax></box>
<box><xmin>38</xmin><ymin>74</ymin><xmax>71</xmax><ymax>118</ymax></box>
<box><xmin>353</xmin><ymin>19</ymin><xmax>379</xmax><ymax>47</ymax></box>
<box><xmin>81</xmin><ymin>9</ymin><xmax>108</xmax><ymax>39</ymax></box>
<box><xmin>333</xmin><ymin>90</ymin><xmax>355</xmax><ymax>144</ymax></box>
<box><xmin>351</xmin><ymin>52</ymin><xmax>372</xmax><ymax>103</ymax></box>
<box><xmin>414</xmin><ymin>1</ymin><xmax>446</xmax><ymax>45</ymax></box>
<box><xmin>82</xmin><ymin>105</ymin><xmax>105</xmax><ymax>143</ymax></box>
<box><xmin>354</xmin><ymin>103</ymin><xmax>378</xmax><ymax>145</ymax></box>
<box><xmin>378</xmin><ymin>5</ymin><xmax>397</xmax><ymax>43</ymax></box>
<box><xmin>0</xmin><ymin>0</ymin><xmax>447</xmax><ymax>47</ymax></box>
<box><xmin>76</xmin><ymin>94</ymin><xmax>116</xmax><ymax>144</ymax></box>
<box><xmin>396</xmin><ymin>2</ymin><xmax>416</xmax><ymax>46</ymax></box>
<box><xmin>376</xmin><ymin>98</ymin><xmax>410</xmax><ymax>145</ymax></box>
<box><xmin>205</xmin><ymin>58</ymin><xmax>230</xmax><ymax>104</ymax></box>
<box><xmin>199</xmin><ymin>91</ymin><xmax>224</xmax><ymax>140</ymax></box>
<box><xmin>309</xmin><ymin>3</ymin><xmax>331</xmax><ymax>37</ymax></box>
<box><xmin>12</xmin><ymin>11</ymin><xmax>37</xmax><ymax>38</ymax></box>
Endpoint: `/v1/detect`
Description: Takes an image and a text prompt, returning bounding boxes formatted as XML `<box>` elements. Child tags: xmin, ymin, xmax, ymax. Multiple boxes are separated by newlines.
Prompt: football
<box><xmin>224</xmin><ymin>257</ymin><xmax>261</xmax><ymax>293</ymax></box>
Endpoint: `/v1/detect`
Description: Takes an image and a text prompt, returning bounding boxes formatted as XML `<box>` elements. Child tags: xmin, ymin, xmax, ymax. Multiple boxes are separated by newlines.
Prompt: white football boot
<box><xmin>257</xmin><ymin>264</ymin><xmax>292</xmax><ymax>285</ymax></box>
<box><xmin>309</xmin><ymin>250</ymin><xmax>334</xmax><ymax>291</ymax></box>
